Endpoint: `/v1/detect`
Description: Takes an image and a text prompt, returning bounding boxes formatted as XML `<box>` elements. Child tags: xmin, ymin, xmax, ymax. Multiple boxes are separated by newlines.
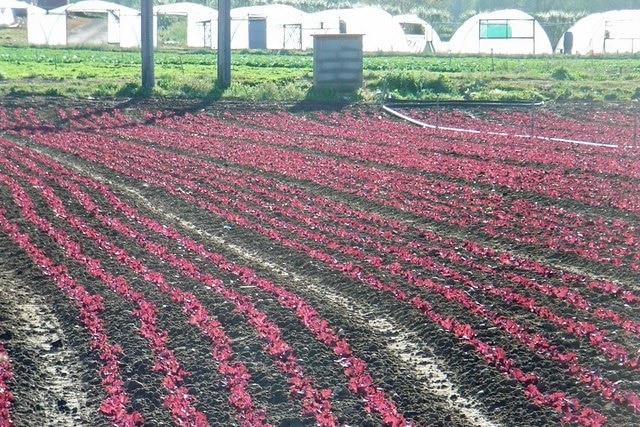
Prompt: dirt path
<box><xmin>0</xmin><ymin>261</ymin><xmax>100</xmax><ymax>426</ymax></box>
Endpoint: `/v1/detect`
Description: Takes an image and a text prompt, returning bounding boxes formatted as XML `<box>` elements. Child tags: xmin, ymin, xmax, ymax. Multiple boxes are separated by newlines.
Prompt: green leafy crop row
<box><xmin>1</xmin><ymin>45</ymin><xmax>639</xmax><ymax>102</ymax></box>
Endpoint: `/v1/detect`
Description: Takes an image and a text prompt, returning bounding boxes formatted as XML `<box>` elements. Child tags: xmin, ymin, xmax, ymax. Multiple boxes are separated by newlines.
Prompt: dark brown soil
<box><xmin>0</xmin><ymin>97</ymin><xmax>638</xmax><ymax>427</ymax></box>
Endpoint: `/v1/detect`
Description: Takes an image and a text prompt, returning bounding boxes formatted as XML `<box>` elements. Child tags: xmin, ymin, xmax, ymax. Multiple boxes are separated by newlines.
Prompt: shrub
<box><xmin>551</xmin><ymin>67</ymin><xmax>572</xmax><ymax>80</ymax></box>
<box><xmin>115</xmin><ymin>82</ymin><xmax>149</xmax><ymax>98</ymax></box>
<box><xmin>382</xmin><ymin>72</ymin><xmax>457</xmax><ymax>98</ymax></box>
<box><xmin>425</xmin><ymin>74</ymin><xmax>456</xmax><ymax>94</ymax></box>
<box><xmin>44</xmin><ymin>87</ymin><xmax>62</xmax><ymax>96</ymax></box>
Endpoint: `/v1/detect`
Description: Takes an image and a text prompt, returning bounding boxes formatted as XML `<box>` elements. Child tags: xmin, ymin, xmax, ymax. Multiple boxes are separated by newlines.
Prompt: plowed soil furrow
<box><xmin>0</xmin><ymin>192</ymin><xmax>143</xmax><ymax>425</ymax></box>
<box><xmin>95</xmin><ymin>119</ymin><xmax>640</xmax><ymax>274</ymax></box>
<box><xmin>0</xmin><ymin>241</ymin><xmax>108</xmax><ymax>427</ymax></box>
<box><xmin>1</xmin><ymin>155</ymin><xmax>310</xmax><ymax>425</ymax></box>
<box><xmin>15</xmin><ymin>139</ymin><xmax>608</xmax><ymax>426</ymax></box>
<box><xmin>33</xmin><ymin>126</ymin><xmax>636</xmax><ymax>392</ymax></box>
<box><xmin>81</xmin><ymin>181</ymin><xmax>516</xmax><ymax>425</ymax></box>
<box><xmin>3</xmin><ymin>140</ymin><xmax>456</xmax><ymax>424</ymax></box>
<box><xmin>107</xmin><ymin>187</ymin><xmax>495</xmax><ymax>427</ymax></box>
<box><xmin>0</xmin><ymin>173</ymin><xmax>178</xmax><ymax>425</ymax></box>
<box><xmin>1</xmin><ymin>100</ymin><xmax>638</xmax><ymax>427</ymax></box>
<box><xmin>151</xmin><ymin>109</ymin><xmax>640</xmax><ymax>217</ymax></box>
<box><xmin>161</xmin><ymin>161</ymin><xmax>638</xmax><ymax>348</ymax></box>
<box><xmin>231</xmin><ymin>109</ymin><xmax>640</xmax><ymax>181</ymax></box>
<box><xmin>10</xmin><ymin>139</ymin><xmax>412</xmax><ymax>422</ymax></box>
<box><xmin>5</xmin><ymin>142</ymin><xmax>420</xmax><ymax>426</ymax></box>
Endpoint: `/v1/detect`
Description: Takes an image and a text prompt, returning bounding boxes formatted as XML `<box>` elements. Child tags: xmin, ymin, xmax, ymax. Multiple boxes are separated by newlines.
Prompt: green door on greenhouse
<box><xmin>480</xmin><ymin>22</ymin><xmax>512</xmax><ymax>38</ymax></box>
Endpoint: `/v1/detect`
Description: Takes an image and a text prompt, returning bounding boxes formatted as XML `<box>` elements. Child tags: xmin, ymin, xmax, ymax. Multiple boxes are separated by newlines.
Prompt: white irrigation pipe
<box><xmin>382</xmin><ymin>105</ymin><xmax>620</xmax><ymax>148</ymax></box>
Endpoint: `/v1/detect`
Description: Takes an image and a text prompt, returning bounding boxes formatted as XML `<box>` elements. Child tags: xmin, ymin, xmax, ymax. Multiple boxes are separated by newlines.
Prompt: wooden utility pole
<box><xmin>141</xmin><ymin>0</ymin><xmax>154</xmax><ymax>88</ymax></box>
<box><xmin>218</xmin><ymin>0</ymin><xmax>231</xmax><ymax>88</ymax></box>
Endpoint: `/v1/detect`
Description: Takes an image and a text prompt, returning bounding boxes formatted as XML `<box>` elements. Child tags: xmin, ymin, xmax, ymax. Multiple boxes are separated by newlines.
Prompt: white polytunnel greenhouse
<box><xmin>306</xmin><ymin>7</ymin><xmax>409</xmax><ymax>52</ymax></box>
<box><xmin>392</xmin><ymin>13</ymin><xmax>442</xmax><ymax>53</ymax></box>
<box><xmin>0</xmin><ymin>0</ymin><xmax>44</xmax><ymax>28</ymax></box>
<box><xmin>230</xmin><ymin>4</ymin><xmax>309</xmax><ymax>50</ymax></box>
<box><xmin>0</xmin><ymin>5</ymin><xmax>12</xmax><ymax>27</ymax></box>
<box><xmin>447</xmin><ymin>9</ymin><xmax>552</xmax><ymax>55</ymax></box>
<box><xmin>28</xmin><ymin>0</ymin><xmax>141</xmax><ymax>48</ymax></box>
<box><xmin>154</xmin><ymin>2</ymin><xmax>217</xmax><ymax>48</ymax></box>
<box><xmin>556</xmin><ymin>10</ymin><xmax>640</xmax><ymax>55</ymax></box>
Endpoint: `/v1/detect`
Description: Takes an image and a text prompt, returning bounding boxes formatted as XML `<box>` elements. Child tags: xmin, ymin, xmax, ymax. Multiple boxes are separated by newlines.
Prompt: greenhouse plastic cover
<box><xmin>29</xmin><ymin>0</ymin><xmax>141</xmax><ymax>47</ymax></box>
<box><xmin>556</xmin><ymin>10</ymin><xmax>640</xmax><ymax>54</ymax></box>
<box><xmin>155</xmin><ymin>2</ymin><xmax>218</xmax><ymax>48</ymax></box>
<box><xmin>307</xmin><ymin>7</ymin><xmax>409</xmax><ymax>52</ymax></box>
<box><xmin>0</xmin><ymin>0</ymin><xmax>44</xmax><ymax>27</ymax></box>
<box><xmin>0</xmin><ymin>0</ymin><xmax>44</xmax><ymax>13</ymax></box>
<box><xmin>230</xmin><ymin>4</ymin><xmax>309</xmax><ymax>50</ymax></box>
<box><xmin>392</xmin><ymin>13</ymin><xmax>442</xmax><ymax>53</ymax></box>
<box><xmin>448</xmin><ymin>9</ymin><xmax>552</xmax><ymax>55</ymax></box>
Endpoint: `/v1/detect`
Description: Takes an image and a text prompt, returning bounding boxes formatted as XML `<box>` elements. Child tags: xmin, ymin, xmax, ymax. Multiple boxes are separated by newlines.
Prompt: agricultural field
<box><xmin>1</xmin><ymin>43</ymin><xmax>640</xmax><ymax>101</ymax></box>
<box><xmin>0</xmin><ymin>97</ymin><xmax>638</xmax><ymax>427</ymax></box>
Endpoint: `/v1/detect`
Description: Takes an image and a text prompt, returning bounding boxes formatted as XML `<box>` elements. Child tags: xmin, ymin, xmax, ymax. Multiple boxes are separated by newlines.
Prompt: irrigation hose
<box><xmin>382</xmin><ymin>103</ymin><xmax>619</xmax><ymax>148</ymax></box>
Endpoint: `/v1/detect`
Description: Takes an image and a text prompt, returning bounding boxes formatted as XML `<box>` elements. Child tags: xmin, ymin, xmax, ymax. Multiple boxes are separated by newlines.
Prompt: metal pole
<box><xmin>218</xmin><ymin>0</ymin><xmax>231</xmax><ymax>88</ymax></box>
<box><xmin>141</xmin><ymin>0</ymin><xmax>154</xmax><ymax>89</ymax></box>
<box><xmin>532</xmin><ymin>18</ymin><xmax>535</xmax><ymax>55</ymax></box>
